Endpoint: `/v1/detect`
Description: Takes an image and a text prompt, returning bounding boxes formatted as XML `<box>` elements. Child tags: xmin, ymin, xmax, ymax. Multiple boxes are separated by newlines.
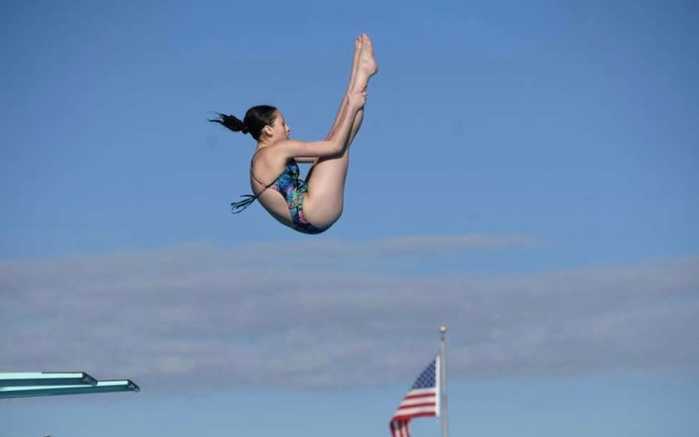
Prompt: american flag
<box><xmin>389</xmin><ymin>355</ymin><xmax>440</xmax><ymax>437</ymax></box>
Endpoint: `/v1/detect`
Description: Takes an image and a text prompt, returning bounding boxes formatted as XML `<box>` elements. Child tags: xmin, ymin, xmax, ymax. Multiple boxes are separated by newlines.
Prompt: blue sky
<box><xmin>1</xmin><ymin>1</ymin><xmax>698</xmax><ymax>436</ymax></box>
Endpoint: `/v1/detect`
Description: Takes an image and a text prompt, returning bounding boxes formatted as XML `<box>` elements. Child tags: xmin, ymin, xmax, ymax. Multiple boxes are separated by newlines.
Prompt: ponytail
<box><xmin>209</xmin><ymin>105</ymin><xmax>277</xmax><ymax>141</ymax></box>
<box><xmin>209</xmin><ymin>113</ymin><xmax>249</xmax><ymax>134</ymax></box>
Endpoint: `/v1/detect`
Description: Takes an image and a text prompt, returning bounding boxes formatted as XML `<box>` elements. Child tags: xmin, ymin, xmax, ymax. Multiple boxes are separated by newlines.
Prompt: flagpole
<box><xmin>439</xmin><ymin>325</ymin><xmax>448</xmax><ymax>437</ymax></box>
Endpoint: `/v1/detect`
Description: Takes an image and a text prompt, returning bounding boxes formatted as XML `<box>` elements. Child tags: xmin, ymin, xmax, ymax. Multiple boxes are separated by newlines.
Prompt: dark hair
<box><xmin>209</xmin><ymin>105</ymin><xmax>278</xmax><ymax>141</ymax></box>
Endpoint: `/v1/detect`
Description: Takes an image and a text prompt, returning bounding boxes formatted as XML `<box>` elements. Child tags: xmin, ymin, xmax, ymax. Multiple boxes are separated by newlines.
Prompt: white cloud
<box><xmin>1</xmin><ymin>238</ymin><xmax>697</xmax><ymax>390</ymax></box>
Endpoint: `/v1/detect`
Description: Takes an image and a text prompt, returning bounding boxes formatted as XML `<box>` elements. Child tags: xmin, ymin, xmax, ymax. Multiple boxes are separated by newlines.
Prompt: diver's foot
<box><xmin>358</xmin><ymin>33</ymin><xmax>378</xmax><ymax>78</ymax></box>
<box><xmin>353</xmin><ymin>35</ymin><xmax>362</xmax><ymax>69</ymax></box>
<box><xmin>347</xmin><ymin>35</ymin><xmax>362</xmax><ymax>90</ymax></box>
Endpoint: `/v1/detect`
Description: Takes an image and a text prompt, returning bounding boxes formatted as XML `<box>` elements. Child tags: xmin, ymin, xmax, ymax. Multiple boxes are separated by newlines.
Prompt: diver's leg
<box><xmin>324</xmin><ymin>36</ymin><xmax>363</xmax><ymax>140</ymax></box>
<box><xmin>324</xmin><ymin>33</ymin><xmax>372</xmax><ymax>146</ymax></box>
<box><xmin>304</xmin><ymin>34</ymin><xmax>377</xmax><ymax>227</ymax></box>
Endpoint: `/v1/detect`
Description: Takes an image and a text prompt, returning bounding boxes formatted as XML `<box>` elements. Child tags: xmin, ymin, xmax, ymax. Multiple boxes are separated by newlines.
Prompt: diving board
<box><xmin>0</xmin><ymin>372</ymin><xmax>98</xmax><ymax>387</ymax></box>
<box><xmin>0</xmin><ymin>372</ymin><xmax>140</xmax><ymax>399</ymax></box>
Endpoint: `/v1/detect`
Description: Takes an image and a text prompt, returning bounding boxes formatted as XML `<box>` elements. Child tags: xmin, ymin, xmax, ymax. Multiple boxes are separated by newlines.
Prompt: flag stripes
<box><xmin>389</xmin><ymin>356</ymin><xmax>440</xmax><ymax>437</ymax></box>
<box><xmin>390</xmin><ymin>419</ymin><xmax>410</xmax><ymax>437</ymax></box>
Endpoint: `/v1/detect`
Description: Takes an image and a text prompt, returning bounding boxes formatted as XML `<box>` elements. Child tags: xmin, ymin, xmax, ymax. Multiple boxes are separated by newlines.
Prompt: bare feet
<box><xmin>347</xmin><ymin>35</ymin><xmax>363</xmax><ymax>94</ymax></box>
<box><xmin>358</xmin><ymin>34</ymin><xmax>378</xmax><ymax>79</ymax></box>
<box><xmin>349</xmin><ymin>33</ymin><xmax>378</xmax><ymax>94</ymax></box>
<box><xmin>354</xmin><ymin>35</ymin><xmax>363</xmax><ymax>72</ymax></box>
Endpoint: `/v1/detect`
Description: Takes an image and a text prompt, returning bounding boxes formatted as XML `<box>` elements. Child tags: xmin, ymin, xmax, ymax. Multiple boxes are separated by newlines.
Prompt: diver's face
<box><xmin>270</xmin><ymin>111</ymin><xmax>291</xmax><ymax>141</ymax></box>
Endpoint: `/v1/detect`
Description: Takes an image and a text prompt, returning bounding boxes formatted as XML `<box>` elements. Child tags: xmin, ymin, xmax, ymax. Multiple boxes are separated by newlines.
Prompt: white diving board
<box><xmin>0</xmin><ymin>372</ymin><xmax>98</xmax><ymax>387</ymax></box>
<box><xmin>0</xmin><ymin>372</ymin><xmax>140</xmax><ymax>399</ymax></box>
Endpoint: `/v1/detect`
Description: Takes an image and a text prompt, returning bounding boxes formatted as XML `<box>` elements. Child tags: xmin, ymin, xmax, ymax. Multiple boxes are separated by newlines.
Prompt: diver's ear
<box><xmin>262</xmin><ymin>125</ymin><xmax>274</xmax><ymax>138</ymax></box>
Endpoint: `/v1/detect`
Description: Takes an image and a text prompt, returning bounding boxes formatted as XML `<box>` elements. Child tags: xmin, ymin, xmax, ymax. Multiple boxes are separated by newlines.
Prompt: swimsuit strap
<box><xmin>230</xmin><ymin>177</ymin><xmax>279</xmax><ymax>214</ymax></box>
<box><xmin>231</xmin><ymin>173</ymin><xmax>281</xmax><ymax>214</ymax></box>
<box><xmin>230</xmin><ymin>152</ymin><xmax>286</xmax><ymax>214</ymax></box>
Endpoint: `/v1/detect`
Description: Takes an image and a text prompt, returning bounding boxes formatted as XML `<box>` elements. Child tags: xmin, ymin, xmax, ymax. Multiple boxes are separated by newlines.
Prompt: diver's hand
<box><xmin>347</xmin><ymin>90</ymin><xmax>367</xmax><ymax>110</ymax></box>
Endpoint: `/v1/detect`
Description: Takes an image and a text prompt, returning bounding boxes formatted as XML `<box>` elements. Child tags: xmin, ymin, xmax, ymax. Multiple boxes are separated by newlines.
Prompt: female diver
<box><xmin>210</xmin><ymin>34</ymin><xmax>378</xmax><ymax>234</ymax></box>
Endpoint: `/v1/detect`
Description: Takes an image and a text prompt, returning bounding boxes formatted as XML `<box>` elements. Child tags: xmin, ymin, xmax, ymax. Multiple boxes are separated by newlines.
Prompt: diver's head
<box><xmin>209</xmin><ymin>105</ymin><xmax>288</xmax><ymax>143</ymax></box>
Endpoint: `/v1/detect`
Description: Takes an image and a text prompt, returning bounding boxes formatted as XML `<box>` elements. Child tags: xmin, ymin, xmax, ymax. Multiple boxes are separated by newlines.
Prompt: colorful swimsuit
<box><xmin>231</xmin><ymin>159</ymin><xmax>323</xmax><ymax>235</ymax></box>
